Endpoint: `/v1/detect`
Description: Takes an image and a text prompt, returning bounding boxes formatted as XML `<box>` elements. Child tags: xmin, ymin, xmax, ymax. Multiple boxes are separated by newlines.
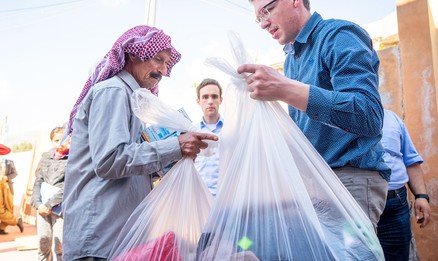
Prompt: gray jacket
<box><xmin>30</xmin><ymin>148</ymin><xmax>66</xmax><ymax>210</ymax></box>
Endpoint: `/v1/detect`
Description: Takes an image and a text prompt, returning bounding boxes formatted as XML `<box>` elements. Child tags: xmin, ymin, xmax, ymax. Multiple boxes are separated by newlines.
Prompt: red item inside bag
<box><xmin>113</xmin><ymin>231</ymin><xmax>181</xmax><ymax>261</ymax></box>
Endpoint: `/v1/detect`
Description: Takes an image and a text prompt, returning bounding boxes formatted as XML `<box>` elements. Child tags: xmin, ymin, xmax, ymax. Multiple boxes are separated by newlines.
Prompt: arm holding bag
<box><xmin>197</xmin><ymin>31</ymin><xmax>384</xmax><ymax>261</ymax></box>
<box><xmin>108</xmin><ymin>89</ymin><xmax>214</xmax><ymax>261</ymax></box>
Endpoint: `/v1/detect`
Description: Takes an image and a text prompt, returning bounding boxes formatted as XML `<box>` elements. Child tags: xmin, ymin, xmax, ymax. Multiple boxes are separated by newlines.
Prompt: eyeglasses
<box><xmin>255</xmin><ymin>0</ymin><xmax>278</xmax><ymax>23</ymax></box>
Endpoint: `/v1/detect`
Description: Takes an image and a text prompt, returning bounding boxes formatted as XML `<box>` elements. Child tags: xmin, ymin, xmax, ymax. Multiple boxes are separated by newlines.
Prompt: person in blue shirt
<box><xmin>238</xmin><ymin>0</ymin><xmax>389</xmax><ymax>230</ymax></box>
<box><xmin>194</xmin><ymin>78</ymin><xmax>224</xmax><ymax>197</ymax></box>
<box><xmin>377</xmin><ymin>109</ymin><xmax>430</xmax><ymax>261</ymax></box>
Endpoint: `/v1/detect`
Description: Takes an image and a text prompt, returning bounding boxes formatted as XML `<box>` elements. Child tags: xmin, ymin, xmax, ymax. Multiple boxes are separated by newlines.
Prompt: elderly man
<box><xmin>62</xmin><ymin>25</ymin><xmax>217</xmax><ymax>261</ymax></box>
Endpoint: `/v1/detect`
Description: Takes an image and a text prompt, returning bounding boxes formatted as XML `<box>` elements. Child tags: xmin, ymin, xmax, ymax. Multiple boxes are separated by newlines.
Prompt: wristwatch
<box><xmin>415</xmin><ymin>194</ymin><xmax>430</xmax><ymax>203</ymax></box>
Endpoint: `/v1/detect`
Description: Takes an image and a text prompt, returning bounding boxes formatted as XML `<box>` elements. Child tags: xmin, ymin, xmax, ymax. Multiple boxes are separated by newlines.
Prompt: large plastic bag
<box><xmin>108</xmin><ymin>89</ymin><xmax>214</xmax><ymax>261</ymax></box>
<box><xmin>196</xmin><ymin>31</ymin><xmax>384</xmax><ymax>261</ymax></box>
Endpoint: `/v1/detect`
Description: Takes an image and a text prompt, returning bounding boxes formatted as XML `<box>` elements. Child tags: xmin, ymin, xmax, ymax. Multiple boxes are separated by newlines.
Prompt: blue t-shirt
<box><xmin>194</xmin><ymin>117</ymin><xmax>223</xmax><ymax>197</ymax></box>
<box><xmin>284</xmin><ymin>12</ymin><xmax>390</xmax><ymax>180</ymax></box>
<box><xmin>381</xmin><ymin>109</ymin><xmax>423</xmax><ymax>190</ymax></box>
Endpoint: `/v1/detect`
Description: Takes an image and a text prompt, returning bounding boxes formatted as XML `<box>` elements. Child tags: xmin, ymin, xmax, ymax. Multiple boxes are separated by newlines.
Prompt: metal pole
<box><xmin>145</xmin><ymin>0</ymin><xmax>156</xmax><ymax>26</ymax></box>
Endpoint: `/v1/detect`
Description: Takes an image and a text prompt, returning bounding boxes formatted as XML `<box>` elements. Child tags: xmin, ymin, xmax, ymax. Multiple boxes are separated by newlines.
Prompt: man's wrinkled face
<box><xmin>197</xmin><ymin>84</ymin><xmax>222</xmax><ymax>120</ymax></box>
<box><xmin>130</xmin><ymin>49</ymin><xmax>172</xmax><ymax>89</ymax></box>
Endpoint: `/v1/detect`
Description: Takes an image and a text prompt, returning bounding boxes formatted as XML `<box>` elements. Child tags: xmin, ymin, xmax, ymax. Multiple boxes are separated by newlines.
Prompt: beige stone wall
<box><xmin>380</xmin><ymin>0</ymin><xmax>438</xmax><ymax>259</ymax></box>
<box><xmin>429</xmin><ymin>1</ymin><xmax>438</xmax><ymax>112</ymax></box>
<box><xmin>377</xmin><ymin>43</ymin><xmax>438</xmax><ymax>261</ymax></box>
<box><xmin>378</xmin><ymin>46</ymin><xmax>403</xmax><ymax>113</ymax></box>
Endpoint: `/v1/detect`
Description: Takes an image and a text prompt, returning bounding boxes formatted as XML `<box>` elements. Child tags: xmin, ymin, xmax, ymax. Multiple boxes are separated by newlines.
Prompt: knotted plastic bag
<box><xmin>196</xmin><ymin>31</ymin><xmax>384</xmax><ymax>261</ymax></box>
<box><xmin>108</xmin><ymin>89</ymin><xmax>214</xmax><ymax>261</ymax></box>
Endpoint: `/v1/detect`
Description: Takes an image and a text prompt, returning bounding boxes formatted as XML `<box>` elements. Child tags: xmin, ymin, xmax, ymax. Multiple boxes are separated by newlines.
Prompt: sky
<box><xmin>0</xmin><ymin>0</ymin><xmax>397</xmax><ymax>149</ymax></box>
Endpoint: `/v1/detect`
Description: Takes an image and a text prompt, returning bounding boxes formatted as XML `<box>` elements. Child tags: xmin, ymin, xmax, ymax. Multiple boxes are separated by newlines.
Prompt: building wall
<box><xmin>379</xmin><ymin>0</ymin><xmax>438</xmax><ymax>259</ymax></box>
<box><xmin>377</xmin><ymin>44</ymin><xmax>437</xmax><ymax>260</ymax></box>
<box><xmin>378</xmin><ymin>46</ymin><xmax>404</xmax><ymax>113</ymax></box>
<box><xmin>429</xmin><ymin>0</ymin><xmax>438</xmax><ymax>112</ymax></box>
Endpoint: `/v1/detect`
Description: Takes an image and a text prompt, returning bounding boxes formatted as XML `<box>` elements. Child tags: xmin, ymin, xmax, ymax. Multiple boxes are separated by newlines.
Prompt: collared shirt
<box><xmin>62</xmin><ymin>70</ymin><xmax>182</xmax><ymax>260</ymax></box>
<box><xmin>194</xmin><ymin>117</ymin><xmax>223</xmax><ymax>197</ymax></box>
<box><xmin>381</xmin><ymin>109</ymin><xmax>423</xmax><ymax>190</ymax></box>
<box><xmin>283</xmin><ymin>12</ymin><xmax>390</xmax><ymax>180</ymax></box>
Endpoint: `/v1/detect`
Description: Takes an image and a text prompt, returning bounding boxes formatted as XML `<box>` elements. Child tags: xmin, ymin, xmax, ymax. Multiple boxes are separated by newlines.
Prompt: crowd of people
<box><xmin>0</xmin><ymin>0</ymin><xmax>432</xmax><ymax>260</ymax></box>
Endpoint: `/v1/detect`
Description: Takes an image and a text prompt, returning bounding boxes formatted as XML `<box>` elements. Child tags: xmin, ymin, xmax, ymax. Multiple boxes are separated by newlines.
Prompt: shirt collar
<box><xmin>117</xmin><ymin>70</ymin><xmax>142</xmax><ymax>93</ymax></box>
<box><xmin>200</xmin><ymin>116</ymin><xmax>224</xmax><ymax>129</ymax></box>
<box><xmin>283</xmin><ymin>12</ymin><xmax>323</xmax><ymax>55</ymax></box>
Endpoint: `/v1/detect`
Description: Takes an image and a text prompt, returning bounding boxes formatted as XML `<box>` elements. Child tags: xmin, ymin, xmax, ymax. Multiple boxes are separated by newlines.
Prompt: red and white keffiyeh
<box><xmin>67</xmin><ymin>25</ymin><xmax>181</xmax><ymax>135</ymax></box>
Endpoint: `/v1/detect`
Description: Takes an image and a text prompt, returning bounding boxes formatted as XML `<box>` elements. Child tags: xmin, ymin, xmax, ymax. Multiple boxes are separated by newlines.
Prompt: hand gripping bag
<box><xmin>108</xmin><ymin>89</ymin><xmax>214</xmax><ymax>261</ymax></box>
<box><xmin>196</xmin><ymin>31</ymin><xmax>384</xmax><ymax>261</ymax></box>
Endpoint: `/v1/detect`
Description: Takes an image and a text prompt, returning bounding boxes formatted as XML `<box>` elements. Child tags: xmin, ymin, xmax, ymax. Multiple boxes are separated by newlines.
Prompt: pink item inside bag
<box><xmin>113</xmin><ymin>231</ymin><xmax>182</xmax><ymax>261</ymax></box>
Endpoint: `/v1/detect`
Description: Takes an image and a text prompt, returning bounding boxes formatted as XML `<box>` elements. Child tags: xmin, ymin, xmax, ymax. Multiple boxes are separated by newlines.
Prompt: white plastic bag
<box><xmin>108</xmin><ymin>89</ymin><xmax>214</xmax><ymax>261</ymax></box>
<box><xmin>196</xmin><ymin>31</ymin><xmax>384</xmax><ymax>261</ymax></box>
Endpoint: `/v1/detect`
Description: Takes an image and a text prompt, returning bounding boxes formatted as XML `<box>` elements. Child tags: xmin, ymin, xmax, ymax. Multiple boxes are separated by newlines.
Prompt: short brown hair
<box><xmin>196</xmin><ymin>78</ymin><xmax>222</xmax><ymax>99</ymax></box>
<box><xmin>302</xmin><ymin>0</ymin><xmax>310</xmax><ymax>10</ymax></box>
<box><xmin>248</xmin><ymin>0</ymin><xmax>310</xmax><ymax>11</ymax></box>
<box><xmin>50</xmin><ymin>127</ymin><xmax>65</xmax><ymax>141</ymax></box>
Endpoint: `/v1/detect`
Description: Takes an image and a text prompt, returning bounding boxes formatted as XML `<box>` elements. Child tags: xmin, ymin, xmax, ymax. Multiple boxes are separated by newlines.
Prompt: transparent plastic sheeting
<box><xmin>108</xmin><ymin>89</ymin><xmax>214</xmax><ymax>261</ymax></box>
<box><xmin>196</xmin><ymin>32</ymin><xmax>384</xmax><ymax>260</ymax></box>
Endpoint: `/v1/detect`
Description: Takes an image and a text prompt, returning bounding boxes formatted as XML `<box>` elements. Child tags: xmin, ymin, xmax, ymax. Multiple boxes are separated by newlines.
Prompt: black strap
<box><xmin>415</xmin><ymin>194</ymin><xmax>430</xmax><ymax>203</ymax></box>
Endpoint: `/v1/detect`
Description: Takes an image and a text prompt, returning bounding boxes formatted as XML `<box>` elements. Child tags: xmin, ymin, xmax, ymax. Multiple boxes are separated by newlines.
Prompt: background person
<box><xmin>0</xmin><ymin>144</ymin><xmax>23</xmax><ymax>235</ymax></box>
<box><xmin>377</xmin><ymin>109</ymin><xmax>431</xmax><ymax>261</ymax></box>
<box><xmin>31</xmin><ymin>126</ymin><xmax>70</xmax><ymax>261</ymax></box>
<box><xmin>238</xmin><ymin>0</ymin><xmax>389</xmax><ymax>229</ymax></box>
<box><xmin>194</xmin><ymin>78</ymin><xmax>224</xmax><ymax>197</ymax></box>
<box><xmin>62</xmin><ymin>25</ymin><xmax>217</xmax><ymax>261</ymax></box>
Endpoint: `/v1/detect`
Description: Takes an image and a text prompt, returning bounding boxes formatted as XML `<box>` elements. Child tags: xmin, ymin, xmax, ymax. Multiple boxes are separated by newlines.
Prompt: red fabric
<box><xmin>114</xmin><ymin>231</ymin><xmax>182</xmax><ymax>261</ymax></box>
<box><xmin>53</xmin><ymin>147</ymin><xmax>69</xmax><ymax>160</ymax></box>
<box><xmin>0</xmin><ymin>144</ymin><xmax>11</xmax><ymax>155</ymax></box>
<box><xmin>53</xmin><ymin>136</ymin><xmax>70</xmax><ymax>159</ymax></box>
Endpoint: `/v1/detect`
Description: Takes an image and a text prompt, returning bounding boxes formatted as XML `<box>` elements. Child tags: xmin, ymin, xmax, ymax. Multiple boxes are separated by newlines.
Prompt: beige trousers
<box><xmin>333</xmin><ymin>166</ymin><xmax>388</xmax><ymax>231</ymax></box>
<box><xmin>0</xmin><ymin>181</ymin><xmax>17</xmax><ymax>230</ymax></box>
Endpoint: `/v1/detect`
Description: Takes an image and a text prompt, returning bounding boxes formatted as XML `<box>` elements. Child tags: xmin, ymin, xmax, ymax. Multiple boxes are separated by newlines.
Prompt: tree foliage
<box><xmin>12</xmin><ymin>142</ymin><xmax>33</xmax><ymax>152</ymax></box>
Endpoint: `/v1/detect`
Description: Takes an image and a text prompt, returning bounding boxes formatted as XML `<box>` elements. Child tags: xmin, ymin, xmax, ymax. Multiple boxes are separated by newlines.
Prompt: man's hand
<box><xmin>237</xmin><ymin>64</ymin><xmax>286</xmax><ymax>101</ymax></box>
<box><xmin>414</xmin><ymin>198</ymin><xmax>431</xmax><ymax>228</ymax></box>
<box><xmin>237</xmin><ymin>64</ymin><xmax>309</xmax><ymax>111</ymax></box>
<box><xmin>177</xmin><ymin>132</ymin><xmax>218</xmax><ymax>159</ymax></box>
<box><xmin>38</xmin><ymin>205</ymin><xmax>52</xmax><ymax>216</ymax></box>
